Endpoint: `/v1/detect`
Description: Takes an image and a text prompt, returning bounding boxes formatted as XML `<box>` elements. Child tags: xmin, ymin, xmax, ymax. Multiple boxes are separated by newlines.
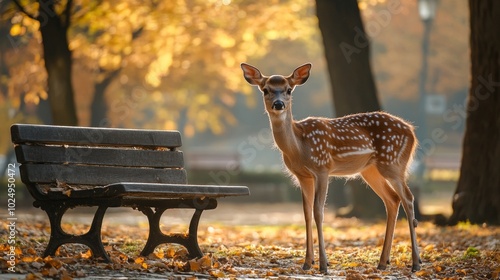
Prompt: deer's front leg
<box><xmin>299</xmin><ymin>176</ymin><xmax>315</xmax><ymax>270</ymax></box>
<box><xmin>314</xmin><ymin>173</ymin><xmax>329</xmax><ymax>273</ymax></box>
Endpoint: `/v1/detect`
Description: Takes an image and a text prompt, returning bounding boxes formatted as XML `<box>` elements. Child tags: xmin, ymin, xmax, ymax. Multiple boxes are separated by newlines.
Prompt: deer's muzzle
<box><xmin>272</xmin><ymin>100</ymin><xmax>285</xmax><ymax>110</ymax></box>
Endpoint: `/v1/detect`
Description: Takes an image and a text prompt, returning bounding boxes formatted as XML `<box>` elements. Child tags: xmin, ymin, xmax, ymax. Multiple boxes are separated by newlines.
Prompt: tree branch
<box><xmin>132</xmin><ymin>26</ymin><xmax>144</xmax><ymax>40</ymax></box>
<box><xmin>63</xmin><ymin>0</ymin><xmax>73</xmax><ymax>30</ymax></box>
<box><xmin>11</xmin><ymin>0</ymin><xmax>38</xmax><ymax>20</ymax></box>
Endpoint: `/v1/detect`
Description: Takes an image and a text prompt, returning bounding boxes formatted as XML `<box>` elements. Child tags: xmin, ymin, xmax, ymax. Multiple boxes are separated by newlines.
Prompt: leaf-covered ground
<box><xmin>1</xmin><ymin>204</ymin><xmax>499</xmax><ymax>279</ymax></box>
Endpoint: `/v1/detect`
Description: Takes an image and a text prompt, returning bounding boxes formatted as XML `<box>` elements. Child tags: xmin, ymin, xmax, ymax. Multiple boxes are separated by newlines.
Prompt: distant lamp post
<box><xmin>418</xmin><ymin>0</ymin><xmax>437</xmax><ymax>137</ymax></box>
<box><xmin>416</xmin><ymin>0</ymin><xmax>437</xmax><ymax>184</ymax></box>
<box><xmin>418</xmin><ymin>0</ymin><xmax>437</xmax><ymax>23</ymax></box>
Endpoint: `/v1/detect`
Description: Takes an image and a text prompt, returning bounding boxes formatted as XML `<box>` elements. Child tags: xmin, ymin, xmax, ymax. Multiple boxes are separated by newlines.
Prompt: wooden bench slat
<box><xmin>110</xmin><ymin>183</ymin><xmax>251</xmax><ymax>198</ymax></box>
<box><xmin>20</xmin><ymin>164</ymin><xmax>187</xmax><ymax>186</ymax></box>
<box><xmin>45</xmin><ymin>183</ymin><xmax>250</xmax><ymax>199</ymax></box>
<box><xmin>44</xmin><ymin>186</ymin><xmax>122</xmax><ymax>200</ymax></box>
<box><xmin>11</xmin><ymin>124</ymin><xmax>182</xmax><ymax>148</ymax></box>
<box><xmin>15</xmin><ymin>145</ymin><xmax>184</xmax><ymax>168</ymax></box>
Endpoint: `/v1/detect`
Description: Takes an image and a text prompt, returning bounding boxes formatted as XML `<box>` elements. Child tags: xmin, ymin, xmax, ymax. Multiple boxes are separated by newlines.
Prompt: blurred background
<box><xmin>0</xmin><ymin>0</ymin><xmax>469</xmax><ymax>220</ymax></box>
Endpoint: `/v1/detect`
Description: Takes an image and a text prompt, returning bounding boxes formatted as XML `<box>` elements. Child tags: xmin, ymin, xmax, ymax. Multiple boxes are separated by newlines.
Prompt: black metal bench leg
<box><xmin>39</xmin><ymin>203</ymin><xmax>111</xmax><ymax>262</ymax></box>
<box><xmin>139</xmin><ymin>207</ymin><xmax>164</xmax><ymax>256</ymax></box>
<box><xmin>80</xmin><ymin>206</ymin><xmax>111</xmax><ymax>262</ymax></box>
<box><xmin>187</xmin><ymin>209</ymin><xmax>204</xmax><ymax>258</ymax></box>
<box><xmin>41</xmin><ymin>202</ymin><xmax>69</xmax><ymax>258</ymax></box>
<box><xmin>139</xmin><ymin>207</ymin><xmax>204</xmax><ymax>259</ymax></box>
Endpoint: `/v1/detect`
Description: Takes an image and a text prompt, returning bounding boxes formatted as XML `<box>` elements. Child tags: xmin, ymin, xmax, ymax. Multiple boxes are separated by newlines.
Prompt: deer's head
<box><xmin>241</xmin><ymin>63</ymin><xmax>312</xmax><ymax>115</ymax></box>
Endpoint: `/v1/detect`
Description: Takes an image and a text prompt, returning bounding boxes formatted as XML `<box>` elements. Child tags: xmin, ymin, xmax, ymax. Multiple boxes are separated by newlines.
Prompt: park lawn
<box><xmin>2</xmin><ymin>217</ymin><xmax>499</xmax><ymax>279</ymax></box>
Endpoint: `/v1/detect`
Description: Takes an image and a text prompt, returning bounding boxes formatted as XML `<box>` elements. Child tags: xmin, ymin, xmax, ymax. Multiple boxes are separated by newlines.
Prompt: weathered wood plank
<box><xmin>44</xmin><ymin>183</ymin><xmax>250</xmax><ymax>199</ymax></box>
<box><xmin>109</xmin><ymin>183</ymin><xmax>251</xmax><ymax>198</ymax></box>
<box><xmin>11</xmin><ymin>124</ymin><xmax>182</xmax><ymax>148</ymax></box>
<box><xmin>20</xmin><ymin>164</ymin><xmax>187</xmax><ymax>186</ymax></box>
<box><xmin>15</xmin><ymin>145</ymin><xmax>184</xmax><ymax>168</ymax></box>
<box><xmin>45</xmin><ymin>186</ymin><xmax>123</xmax><ymax>200</ymax></box>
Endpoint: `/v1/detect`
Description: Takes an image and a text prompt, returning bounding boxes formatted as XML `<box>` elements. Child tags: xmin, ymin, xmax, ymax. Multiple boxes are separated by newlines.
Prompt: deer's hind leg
<box><xmin>378</xmin><ymin>164</ymin><xmax>421</xmax><ymax>272</ymax></box>
<box><xmin>360</xmin><ymin>165</ymin><xmax>401</xmax><ymax>270</ymax></box>
<box><xmin>386</xmin><ymin>177</ymin><xmax>421</xmax><ymax>271</ymax></box>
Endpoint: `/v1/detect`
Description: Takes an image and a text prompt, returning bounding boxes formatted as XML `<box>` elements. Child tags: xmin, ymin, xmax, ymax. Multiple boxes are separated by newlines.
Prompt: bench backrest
<box><xmin>11</xmin><ymin>124</ymin><xmax>187</xmax><ymax>200</ymax></box>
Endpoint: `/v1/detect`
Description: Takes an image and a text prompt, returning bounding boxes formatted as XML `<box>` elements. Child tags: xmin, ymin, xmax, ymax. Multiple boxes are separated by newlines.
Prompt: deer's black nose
<box><xmin>272</xmin><ymin>100</ymin><xmax>285</xmax><ymax>110</ymax></box>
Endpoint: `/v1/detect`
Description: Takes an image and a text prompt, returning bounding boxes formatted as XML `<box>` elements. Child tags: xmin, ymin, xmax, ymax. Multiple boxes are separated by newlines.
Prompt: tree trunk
<box><xmin>316</xmin><ymin>0</ymin><xmax>385</xmax><ymax>219</ymax></box>
<box><xmin>0</xmin><ymin>23</ymin><xmax>8</xmax><ymax>101</ymax></box>
<box><xmin>90</xmin><ymin>28</ymin><xmax>141</xmax><ymax>127</ymax></box>
<box><xmin>38</xmin><ymin>0</ymin><xmax>78</xmax><ymax>126</ymax></box>
<box><xmin>449</xmin><ymin>0</ymin><xmax>500</xmax><ymax>225</ymax></box>
<box><xmin>90</xmin><ymin>70</ymin><xmax>119</xmax><ymax>127</ymax></box>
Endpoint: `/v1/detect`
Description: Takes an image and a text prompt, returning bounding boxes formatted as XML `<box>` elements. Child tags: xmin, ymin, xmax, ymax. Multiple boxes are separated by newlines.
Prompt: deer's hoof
<box><xmin>412</xmin><ymin>263</ymin><xmax>421</xmax><ymax>272</ymax></box>
<box><xmin>302</xmin><ymin>263</ymin><xmax>311</xmax><ymax>270</ymax></box>
<box><xmin>377</xmin><ymin>263</ymin><xmax>387</xmax><ymax>270</ymax></box>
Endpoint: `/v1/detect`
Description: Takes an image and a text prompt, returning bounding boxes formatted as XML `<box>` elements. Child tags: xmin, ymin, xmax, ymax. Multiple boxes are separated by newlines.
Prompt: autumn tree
<box><xmin>11</xmin><ymin>0</ymin><xmax>77</xmax><ymax>125</ymax></box>
<box><xmin>315</xmin><ymin>0</ymin><xmax>386</xmax><ymax>218</ymax></box>
<box><xmin>6</xmin><ymin>0</ymin><xmax>315</xmax><ymax>134</ymax></box>
<box><xmin>449</xmin><ymin>0</ymin><xmax>500</xmax><ymax>225</ymax></box>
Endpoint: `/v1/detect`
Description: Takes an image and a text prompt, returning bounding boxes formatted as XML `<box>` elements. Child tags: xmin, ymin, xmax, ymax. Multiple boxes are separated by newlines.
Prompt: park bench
<box><xmin>11</xmin><ymin>124</ymin><xmax>249</xmax><ymax>262</ymax></box>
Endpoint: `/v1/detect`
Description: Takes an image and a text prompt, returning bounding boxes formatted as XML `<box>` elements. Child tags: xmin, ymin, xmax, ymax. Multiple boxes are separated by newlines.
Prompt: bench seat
<box><xmin>11</xmin><ymin>124</ymin><xmax>250</xmax><ymax>262</ymax></box>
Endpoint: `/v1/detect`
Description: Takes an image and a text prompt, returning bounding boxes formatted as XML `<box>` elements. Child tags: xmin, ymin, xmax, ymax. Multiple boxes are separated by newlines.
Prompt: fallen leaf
<box><xmin>134</xmin><ymin>256</ymin><xmax>145</xmax><ymax>264</ymax></box>
<box><xmin>189</xmin><ymin>259</ymin><xmax>201</xmax><ymax>272</ymax></box>
<box><xmin>345</xmin><ymin>262</ymin><xmax>361</xmax><ymax>267</ymax></box>
<box><xmin>80</xmin><ymin>249</ymin><xmax>92</xmax><ymax>259</ymax></box>
<box><xmin>415</xmin><ymin>269</ymin><xmax>433</xmax><ymax>277</ymax></box>
<box><xmin>45</xmin><ymin>259</ymin><xmax>63</xmax><ymax>269</ymax></box>
<box><xmin>210</xmin><ymin>269</ymin><xmax>226</xmax><ymax>277</ymax></box>
<box><xmin>199</xmin><ymin>255</ymin><xmax>212</xmax><ymax>269</ymax></box>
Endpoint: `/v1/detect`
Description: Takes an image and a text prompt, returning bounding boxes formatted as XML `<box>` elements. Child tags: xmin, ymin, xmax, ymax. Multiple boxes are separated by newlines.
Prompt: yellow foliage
<box><xmin>10</xmin><ymin>24</ymin><xmax>25</xmax><ymax>36</ymax></box>
<box><xmin>213</xmin><ymin>30</ymin><xmax>236</xmax><ymax>48</ymax></box>
<box><xmin>4</xmin><ymin>0</ymin><xmax>317</xmax><ymax>136</ymax></box>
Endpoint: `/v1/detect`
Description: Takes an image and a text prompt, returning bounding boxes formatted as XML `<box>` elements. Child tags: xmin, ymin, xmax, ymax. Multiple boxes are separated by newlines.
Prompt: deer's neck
<box><xmin>268</xmin><ymin>110</ymin><xmax>302</xmax><ymax>158</ymax></box>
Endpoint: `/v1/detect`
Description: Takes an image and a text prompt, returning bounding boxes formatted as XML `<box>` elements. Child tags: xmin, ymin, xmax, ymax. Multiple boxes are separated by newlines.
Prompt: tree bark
<box><xmin>89</xmin><ymin>28</ymin><xmax>141</xmax><ymax>127</ymax></box>
<box><xmin>37</xmin><ymin>0</ymin><xmax>77</xmax><ymax>126</ymax></box>
<box><xmin>449</xmin><ymin>0</ymin><xmax>500</xmax><ymax>225</ymax></box>
<box><xmin>316</xmin><ymin>0</ymin><xmax>385</xmax><ymax>219</ymax></box>
<box><xmin>90</xmin><ymin>70</ymin><xmax>119</xmax><ymax>127</ymax></box>
<box><xmin>0</xmin><ymin>22</ymin><xmax>9</xmax><ymax>100</ymax></box>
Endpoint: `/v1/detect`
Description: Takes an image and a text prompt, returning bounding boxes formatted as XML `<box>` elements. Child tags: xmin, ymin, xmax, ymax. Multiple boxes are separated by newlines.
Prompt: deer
<box><xmin>240</xmin><ymin>63</ymin><xmax>421</xmax><ymax>273</ymax></box>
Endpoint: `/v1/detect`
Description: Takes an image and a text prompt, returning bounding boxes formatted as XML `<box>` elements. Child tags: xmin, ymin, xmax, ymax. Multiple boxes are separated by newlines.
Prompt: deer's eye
<box><xmin>263</xmin><ymin>88</ymin><xmax>269</xmax><ymax>95</ymax></box>
<box><xmin>286</xmin><ymin>88</ymin><xmax>292</xmax><ymax>95</ymax></box>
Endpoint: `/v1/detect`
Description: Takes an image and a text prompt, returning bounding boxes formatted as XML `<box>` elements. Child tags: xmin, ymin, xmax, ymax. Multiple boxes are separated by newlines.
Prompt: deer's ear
<box><xmin>290</xmin><ymin>63</ymin><xmax>312</xmax><ymax>86</ymax></box>
<box><xmin>241</xmin><ymin>63</ymin><xmax>264</xmax><ymax>86</ymax></box>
